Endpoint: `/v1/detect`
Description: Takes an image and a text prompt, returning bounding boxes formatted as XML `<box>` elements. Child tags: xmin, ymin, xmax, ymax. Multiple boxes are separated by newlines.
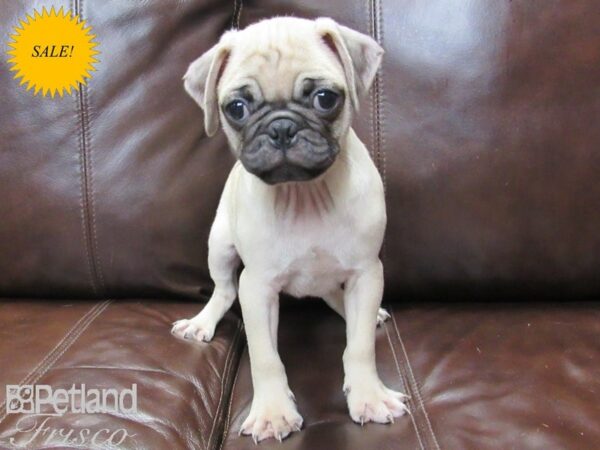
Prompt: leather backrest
<box><xmin>0</xmin><ymin>0</ymin><xmax>235</xmax><ymax>298</ymax></box>
<box><xmin>1</xmin><ymin>0</ymin><xmax>598</xmax><ymax>299</ymax></box>
<box><xmin>241</xmin><ymin>0</ymin><xmax>600</xmax><ymax>299</ymax></box>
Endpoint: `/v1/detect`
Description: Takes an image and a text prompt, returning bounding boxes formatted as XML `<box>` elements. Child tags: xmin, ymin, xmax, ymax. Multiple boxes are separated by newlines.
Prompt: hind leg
<box><xmin>172</xmin><ymin>206</ymin><xmax>239</xmax><ymax>342</ymax></box>
<box><xmin>322</xmin><ymin>288</ymin><xmax>390</xmax><ymax>326</ymax></box>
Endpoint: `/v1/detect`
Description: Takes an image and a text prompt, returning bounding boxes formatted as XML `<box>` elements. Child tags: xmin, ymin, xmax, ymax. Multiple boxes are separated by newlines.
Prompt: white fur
<box><xmin>174</xmin><ymin>17</ymin><xmax>407</xmax><ymax>443</ymax></box>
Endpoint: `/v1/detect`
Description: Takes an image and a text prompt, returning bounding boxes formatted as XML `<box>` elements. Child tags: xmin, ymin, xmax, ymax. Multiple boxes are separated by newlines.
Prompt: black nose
<box><xmin>267</xmin><ymin>118</ymin><xmax>299</xmax><ymax>148</ymax></box>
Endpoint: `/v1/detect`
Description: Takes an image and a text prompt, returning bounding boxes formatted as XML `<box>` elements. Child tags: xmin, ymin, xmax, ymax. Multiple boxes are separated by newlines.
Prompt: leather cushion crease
<box><xmin>0</xmin><ymin>0</ymin><xmax>599</xmax><ymax>449</ymax></box>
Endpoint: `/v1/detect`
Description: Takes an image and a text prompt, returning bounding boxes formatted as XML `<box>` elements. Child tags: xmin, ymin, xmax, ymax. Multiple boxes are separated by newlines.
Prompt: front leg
<box><xmin>172</xmin><ymin>204</ymin><xmax>238</xmax><ymax>342</ymax></box>
<box><xmin>343</xmin><ymin>260</ymin><xmax>408</xmax><ymax>424</ymax></box>
<box><xmin>238</xmin><ymin>269</ymin><xmax>303</xmax><ymax>443</ymax></box>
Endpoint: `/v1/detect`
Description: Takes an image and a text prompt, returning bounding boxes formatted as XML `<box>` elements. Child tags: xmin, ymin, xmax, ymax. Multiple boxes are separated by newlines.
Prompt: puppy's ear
<box><xmin>183</xmin><ymin>36</ymin><xmax>232</xmax><ymax>136</ymax></box>
<box><xmin>315</xmin><ymin>18</ymin><xmax>384</xmax><ymax>110</ymax></box>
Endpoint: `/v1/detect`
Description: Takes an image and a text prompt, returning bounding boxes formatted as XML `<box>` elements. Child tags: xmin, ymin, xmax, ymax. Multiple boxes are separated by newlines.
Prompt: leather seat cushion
<box><xmin>220</xmin><ymin>301</ymin><xmax>600</xmax><ymax>450</ymax></box>
<box><xmin>0</xmin><ymin>299</ymin><xmax>244</xmax><ymax>450</ymax></box>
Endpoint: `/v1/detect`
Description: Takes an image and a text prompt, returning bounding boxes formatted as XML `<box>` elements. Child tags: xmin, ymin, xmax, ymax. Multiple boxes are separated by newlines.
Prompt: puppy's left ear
<box><xmin>315</xmin><ymin>18</ymin><xmax>384</xmax><ymax>110</ymax></box>
<box><xmin>183</xmin><ymin>33</ymin><xmax>233</xmax><ymax>136</ymax></box>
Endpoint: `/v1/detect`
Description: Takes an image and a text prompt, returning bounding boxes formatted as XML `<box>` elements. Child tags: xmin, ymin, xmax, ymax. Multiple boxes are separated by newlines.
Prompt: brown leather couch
<box><xmin>1</xmin><ymin>1</ymin><xmax>599</xmax><ymax>449</ymax></box>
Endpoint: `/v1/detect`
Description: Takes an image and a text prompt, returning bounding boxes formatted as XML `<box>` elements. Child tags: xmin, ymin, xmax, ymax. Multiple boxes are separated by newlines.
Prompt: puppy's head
<box><xmin>184</xmin><ymin>17</ymin><xmax>383</xmax><ymax>184</ymax></box>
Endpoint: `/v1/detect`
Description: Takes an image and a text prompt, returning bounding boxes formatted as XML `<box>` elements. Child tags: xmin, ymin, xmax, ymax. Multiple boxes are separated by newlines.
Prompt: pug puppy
<box><xmin>172</xmin><ymin>16</ymin><xmax>407</xmax><ymax>443</ymax></box>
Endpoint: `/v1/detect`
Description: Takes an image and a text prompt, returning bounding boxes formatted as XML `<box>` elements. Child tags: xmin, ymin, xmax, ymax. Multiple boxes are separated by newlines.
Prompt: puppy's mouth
<box><xmin>257</xmin><ymin>159</ymin><xmax>332</xmax><ymax>185</ymax></box>
<box><xmin>239</xmin><ymin>114</ymin><xmax>339</xmax><ymax>185</ymax></box>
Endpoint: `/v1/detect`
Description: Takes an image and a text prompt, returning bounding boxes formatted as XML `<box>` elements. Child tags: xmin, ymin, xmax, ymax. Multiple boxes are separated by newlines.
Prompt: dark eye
<box><xmin>313</xmin><ymin>89</ymin><xmax>339</xmax><ymax>112</ymax></box>
<box><xmin>224</xmin><ymin>99</ymin><xmax>249</xmax><ymax>122</ymax></box>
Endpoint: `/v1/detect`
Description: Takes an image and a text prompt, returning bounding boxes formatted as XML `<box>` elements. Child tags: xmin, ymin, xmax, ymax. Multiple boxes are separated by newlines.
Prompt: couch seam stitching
<box><xmin>387</xmin><ymin>307</ymin><xmax>430</xmax><ymax>448</ymax></box>
<box><xmin>79</xmin><ymin>0</ymin><xmax>106</xmax><ymax>291</ymax></box>
<box><xmin>374</xmin><ymin>0</ymin><xmax>387</xmax><ymax>268</ymax></box>
<box><xmin>372</xmin><ymin>0</ymin><xmax>383</xmax><ymax>182</ymax></box>
<box><xmin>73</xmin><ymin>0</ymin><xmax>104</xmax><ymax>297</ymax></box>
<box><xmin>83</xmin><ymin>76</ymin><xmax>106</xmax><ymax>293</ymax></box>
<box><xmin>73</xmin><ymin>0</ymin><xmax>104</xmax><ymax>295</ymax></box>
<box><xmin>391</xmin><ymin>308</ymin><xmax>441</xmax><ymax>450</ymax></box>
<box><xmin>231</xmin><ymin>0</ymin><xmax>243</xmax><ymax>29</ymax></box>
<box><xmin>0</xmin><ymin>300</ymin><xmax>112</xmax><ymax>425</ymax></box>
<box><xmin>73</xmin><ymin>0</ymin><xmax>97</xmax><ymax>297</ymax></box>
<box><xmin>217</xmin><ymin>333</ymin><xmax>245</xmax><ymax>450</ymax></box>
<box><xmin>383</xmin><ymin>308</ymin><xmax>425</xmax><ymax>450</ymax></box>
<box><xmin>375</xmin><ymin>0</ymin><xmax>387</xmax><ymax>194</ymax></box>
<box><xmin>369</xmin><ymin>0</ymin><xmax>387</xmax><ymax>268</ymax></box>
<box><xmin>76</xmin><ymin>89</ymin><xmax>98</xmax><ymax>296</ymax></box>
<box><xmin>366</xmin><ymin>0</ymin><xmax>376</xmax><ymax>163</ymax></box>
<box><xmin>207</xmin><ymin>320</ymin><xmax>242</xmax><ymax>450</ymax></box>
<box><xmin>69</xmin><ymin>0</ymin><xmax>98</xmax><ymax>295</ymax></box>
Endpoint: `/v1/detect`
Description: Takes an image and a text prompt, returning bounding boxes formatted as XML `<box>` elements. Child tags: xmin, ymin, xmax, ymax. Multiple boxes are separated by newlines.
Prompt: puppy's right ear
<box><xmin>183</xmin><ymin>37</ymin><xmax>232</xmax><ymax>137</ymax></box>
<box><xmin>315</xmin><ymin>18</ymin><xmax>383</xmax><ymax>111</ymax></box>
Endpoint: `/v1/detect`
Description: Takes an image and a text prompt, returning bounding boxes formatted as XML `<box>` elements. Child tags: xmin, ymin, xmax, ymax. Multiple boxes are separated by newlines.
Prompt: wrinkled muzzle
<box><xmin>240</xmin><ymin>110</ymin><xmax>339</xmax><ymax>185</ymax></box>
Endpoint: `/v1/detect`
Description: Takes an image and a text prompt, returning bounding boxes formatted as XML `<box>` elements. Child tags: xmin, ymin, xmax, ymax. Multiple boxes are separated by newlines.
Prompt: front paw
<box><xmin>344</xmin><ymin>380</ymin><xmax>408</xmax><ymax>425</ymax></box>
<box><xmin>171</xmin><ymin>318</ymin><xmax>215</xmax><ymax>342</ymax></box>
<box><xmin>240</xmin><ymin>390</ymin><xmax>303</xmax><ymax>443</ymax></box>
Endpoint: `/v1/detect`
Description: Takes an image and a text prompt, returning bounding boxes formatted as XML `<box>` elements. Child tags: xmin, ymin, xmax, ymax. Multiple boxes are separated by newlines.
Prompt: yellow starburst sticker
<box><xmin>6</xmin><ymin>6</ymin><xmax>100</xmax><ymax>98</ymax></box>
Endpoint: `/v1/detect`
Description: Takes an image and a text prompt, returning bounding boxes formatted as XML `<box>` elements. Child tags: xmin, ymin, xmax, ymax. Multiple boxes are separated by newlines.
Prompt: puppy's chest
<box><xmin>279</xmin><ymin>242</ymin><xmax>351</xmax><ymax>298</ymax></box>
<box><xmin>268</xmin><ymin>215</ymin><xmax>354</xmax><ymax>297</ymax></box>
<box><xmin>236</xmin><ymin>180</ymin><xmax>362</xmax><ymax>297</ymax></box>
